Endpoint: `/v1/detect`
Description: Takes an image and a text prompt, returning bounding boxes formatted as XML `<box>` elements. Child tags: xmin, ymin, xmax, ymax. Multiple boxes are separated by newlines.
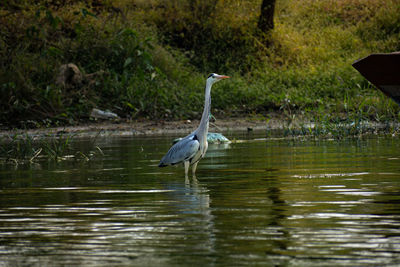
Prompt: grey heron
<box><xmin>158</xmin><ymin>73</ymin><xmax>230</xmax><ymax>177</ymax></box>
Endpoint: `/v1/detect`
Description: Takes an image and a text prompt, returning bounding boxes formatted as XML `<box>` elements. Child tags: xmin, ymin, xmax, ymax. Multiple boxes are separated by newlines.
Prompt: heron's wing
<box><xmin>159</xmin><ymin>135</ymin><xmax>200</xmax><ymax>166</ymax></box>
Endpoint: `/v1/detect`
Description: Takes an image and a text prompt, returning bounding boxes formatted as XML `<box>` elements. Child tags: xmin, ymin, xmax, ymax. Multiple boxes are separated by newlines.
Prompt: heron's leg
<box><xmin>192</xmin><ymin>161</ymin><xmax>199</xmax><ymax>176</ymax></box>
<box><xmin>184</xmin><ymin>161</ymin><xmax>190</xmax><ymax>178</ymax></box>
<box><xmin>192</xmin><ymin>174</ymin><xmax>198</xmax><ymax>185</ymax></box>
<box><xmin>185</xmin><ymin>175</ymin><xmax>190</xmax><ymax>190</ymax></box>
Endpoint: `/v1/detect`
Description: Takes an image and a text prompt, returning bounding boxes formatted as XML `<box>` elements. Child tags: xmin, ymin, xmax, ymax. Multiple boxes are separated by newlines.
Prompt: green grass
<box><xmin>1</xmin><ymin>0</ymin><xmax>399</xmax><ymax>128</ymax></box>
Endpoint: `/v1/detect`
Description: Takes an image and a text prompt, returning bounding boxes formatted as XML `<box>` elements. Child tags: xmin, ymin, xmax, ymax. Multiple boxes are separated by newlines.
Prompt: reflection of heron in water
<box><xmin>164</xmin><ymin>177</ymin><xmax>215</xmax><ymax>256</ymax></box>
<box><xmin>169</xmin><ymin>176</ymin><xmax>211</xmax><ymax>214</ymax></box>
<box><xmin>158</xmin><ymin>73</ymin><xmax>230</xmax><ymax>177</ymax></box>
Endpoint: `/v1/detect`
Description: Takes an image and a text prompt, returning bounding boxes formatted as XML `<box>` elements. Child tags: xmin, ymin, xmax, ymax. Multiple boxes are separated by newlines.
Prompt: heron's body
<box><xmin>158</xmin><ymin>132</ymin><xmax>207</xmax><ymax>173</ymax></box>
<box><xmin>158</xmin><ymin>73</ymin><xmax>229</xmax><ymax>177</ymax></box>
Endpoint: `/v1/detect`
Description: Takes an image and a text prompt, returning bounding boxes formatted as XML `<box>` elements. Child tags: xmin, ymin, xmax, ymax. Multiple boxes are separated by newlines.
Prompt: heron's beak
<box><xmin>218</xmin><ymin>75</ymin><xmax>230</xmax><ymax>80</ymax></box>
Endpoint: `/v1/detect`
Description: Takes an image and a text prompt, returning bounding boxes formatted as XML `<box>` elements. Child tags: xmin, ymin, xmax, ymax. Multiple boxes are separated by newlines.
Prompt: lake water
<box><xmin>1</xmin><ymin>131</ymin><xmax>400</xmax><ymax>266</ymax></box>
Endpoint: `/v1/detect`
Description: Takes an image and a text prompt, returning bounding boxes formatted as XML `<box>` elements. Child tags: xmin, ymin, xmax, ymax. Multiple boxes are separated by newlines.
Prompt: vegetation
<box><xmin>0</xmin><ymin>133</ymin><xmax>103</xmax><ymax>165</ymax></box>
<box><xmin>1</xmin><ymin>0</ymin><xmax>400</xmax><ymax>129</ymax></box>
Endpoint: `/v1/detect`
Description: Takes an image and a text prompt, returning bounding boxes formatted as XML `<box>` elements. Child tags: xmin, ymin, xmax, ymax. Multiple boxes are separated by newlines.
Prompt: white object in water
<box><xmin>90</xmin><ymin>108</ymin><xmax>119</xmax><ymax>120</ymax></box>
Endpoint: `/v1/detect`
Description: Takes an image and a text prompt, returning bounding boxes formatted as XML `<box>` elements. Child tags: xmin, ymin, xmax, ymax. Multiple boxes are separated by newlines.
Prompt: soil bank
<box><xmin>0</xmin><ymin>117</ymin><xmax>283</xmax><ymax>139</ymax></box>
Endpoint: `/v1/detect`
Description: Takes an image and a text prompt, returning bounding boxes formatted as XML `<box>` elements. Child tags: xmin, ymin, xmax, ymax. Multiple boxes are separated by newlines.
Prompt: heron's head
<box><xmin>207</xmin><ymin>73</ymin><xmax>230</xmax><ymax>84</ymax></box>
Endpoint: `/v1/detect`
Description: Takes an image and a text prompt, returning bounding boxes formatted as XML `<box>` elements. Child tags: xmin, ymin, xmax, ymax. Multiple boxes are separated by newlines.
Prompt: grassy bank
<box><xmin>1</xmin><ymin>0</ymin><xmax>400</xmax><ymax>129</ymax></box>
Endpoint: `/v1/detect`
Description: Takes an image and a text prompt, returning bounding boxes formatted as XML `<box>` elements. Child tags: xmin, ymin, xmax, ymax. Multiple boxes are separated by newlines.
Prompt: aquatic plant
<box><xmin>280</xmin><ymin>112</ymin><xmax>400</xmax><ymax>140</ymax></box>
<box><xmin>0</xmin><ymin>133</ymin><xmax>103</xmax><ymax>166</ymax></box>
<box><xmin>0</xmin><ymin>134</ymin><xmax>40</xmax><ymax>164</ymax></box>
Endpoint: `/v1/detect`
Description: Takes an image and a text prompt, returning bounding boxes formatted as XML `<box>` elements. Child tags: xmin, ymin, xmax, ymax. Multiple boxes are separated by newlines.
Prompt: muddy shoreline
<box><xmin>0</xmin><ymin>117</ymin><xmax>280</xmax><ymax>138</ymax></box>
<box><xmin>3</xmin><ymin>114</ymin><xmax>397</xmax><ymax>139</ymax></box>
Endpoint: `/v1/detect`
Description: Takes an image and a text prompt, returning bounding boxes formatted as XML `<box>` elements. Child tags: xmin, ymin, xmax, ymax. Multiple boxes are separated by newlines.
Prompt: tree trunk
<box><xmin>258</xmin><ymin>0</ymin><xmax>276</xmax><ymax>33</ymax></box>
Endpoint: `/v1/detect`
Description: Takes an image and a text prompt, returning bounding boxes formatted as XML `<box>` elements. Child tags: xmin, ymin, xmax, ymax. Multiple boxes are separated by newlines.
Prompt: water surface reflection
<box><xmin>1</xmin><ymin>134</ymin><xmax>400</xmax><ymax>266</ymax></box>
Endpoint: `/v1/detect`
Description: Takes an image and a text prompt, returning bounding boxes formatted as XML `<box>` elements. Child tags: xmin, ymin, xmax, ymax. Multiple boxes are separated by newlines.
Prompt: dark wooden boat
<box><xmin>352</xmin><ymin>52</ymin><xmax>400</xmax><ymax>105</ymax></box>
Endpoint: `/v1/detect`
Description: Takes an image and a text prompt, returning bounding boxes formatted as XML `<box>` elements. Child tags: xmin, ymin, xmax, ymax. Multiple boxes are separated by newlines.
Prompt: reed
<box><xmin>0</xmin><ymin>133</ymin><xmax>103</xmax><ymax>166</ymax></box>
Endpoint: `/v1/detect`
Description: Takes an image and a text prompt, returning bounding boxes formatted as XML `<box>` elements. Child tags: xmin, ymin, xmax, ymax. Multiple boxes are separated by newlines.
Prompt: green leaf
<box><xmin>47</xmin><ymin>46</ymin><xmax>63</xmax><ymax>57</ymax></box>
<box><xmin>124</xmin><ymin>57</ymin><xmax>133</xmax><ymax>68</ymax></box>
<box><xmin>125</xmin><ymin>102</ymin><xmax>134</xmax><ymax>109</ymax></box>
<box><xmin>81</xmin><ymin>8</ymin><xmax>97</xmax><ymax>18</ymax></box>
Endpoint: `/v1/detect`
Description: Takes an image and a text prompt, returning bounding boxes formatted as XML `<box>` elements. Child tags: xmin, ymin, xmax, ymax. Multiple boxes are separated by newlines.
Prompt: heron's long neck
<box><xmin>196</xmin><ymin>80</ymin><xmax>212</xmax><ymax>143</ymax></box>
